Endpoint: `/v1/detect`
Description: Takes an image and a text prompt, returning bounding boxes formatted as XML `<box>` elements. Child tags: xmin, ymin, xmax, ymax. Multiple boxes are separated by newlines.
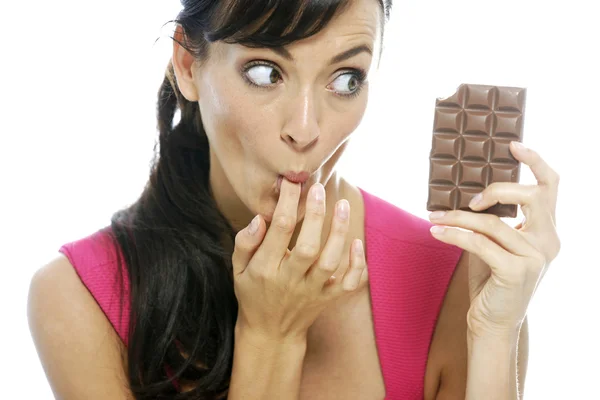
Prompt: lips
<box><xmin>282</xmin><ymin>171</ymin><xmax>310</xmax><ymax>183</ymax></box>
<box><xmin>276</xmin><ymin>171</ymin><xmax>311</xmax><ymax>192</ymax></box>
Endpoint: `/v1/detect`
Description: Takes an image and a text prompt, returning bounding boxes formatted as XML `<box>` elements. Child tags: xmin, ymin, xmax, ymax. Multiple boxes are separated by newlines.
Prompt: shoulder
<box><xmin>58</xmin><ymin>227</ymin><xmax>131</xmax><ymax>344</ymax></box>
<box><xmin>28</xmin><ymin>254</ymin><xmax>133</xmax><ymax>399</ymax></box>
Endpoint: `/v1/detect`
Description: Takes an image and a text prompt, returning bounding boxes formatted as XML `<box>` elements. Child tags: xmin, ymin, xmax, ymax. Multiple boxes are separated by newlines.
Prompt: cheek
<box><xmin>199</xmin><ymin>78</ymin><xmax>264</xmax><ymax>155</ymax></box>
<box><xmin>200</xmin><ymin>75</ymin><xmax>369</xmax><ymax>158</ymax></box>
<box><xmin>327</xmin><ymin>91</ymin><xmax>369</xmax><ymax>142</ymax></box>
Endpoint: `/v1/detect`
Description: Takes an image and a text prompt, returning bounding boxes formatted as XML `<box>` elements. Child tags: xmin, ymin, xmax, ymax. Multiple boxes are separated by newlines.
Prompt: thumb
<box><xmin>232</xmin><ymin>215</ymin><xmax>265</xmax><ymax>276</ymax></box>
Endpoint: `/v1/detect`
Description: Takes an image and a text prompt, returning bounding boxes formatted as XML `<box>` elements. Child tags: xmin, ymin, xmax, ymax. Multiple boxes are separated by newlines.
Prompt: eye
<box><xmin>328</xmin><ymin>71</ymin><xmax>365</xmax><ymax>96</ymax></box>
<box><xmin>244</xmin><ymin>63</ymin><xmax>281</xmax><ymax>87</ymax></box>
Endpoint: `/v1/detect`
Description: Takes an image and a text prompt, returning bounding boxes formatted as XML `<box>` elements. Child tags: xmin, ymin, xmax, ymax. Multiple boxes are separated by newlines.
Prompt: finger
<box><xmin>232</xmin><ymin>215</ymin><xmax>265</xmax><ymax>276</ymax></box>
<box><xmin>510</xmin><ymin>142</ymin><xmax>559</xmax><ymax>221</ymax></box>
<box><xmin>324</xmin><ymin>239</ymin><xmax>369</xmax><ymax>297</ymax></box>
<box><xmin>342</xmin><ymin>239</ymin><xmax>368</xmax><ymax>291</ymax></box>
<box><xmin>306</xmin><ymin>199</ymin><xmax>350</xmax><ymax>287</ymax></box>
<box><xmin>286</xmin><ymin>183</ymin><xmax>327</xmax><ymax>282</ymax></box>
<box><xmin>428</xmin><ymin>210</ymin><xmax>537</xmax><ymax>257</ymax></box>
<box><xmin>430</xmin><ymin>225</ymin><xmax>516</xmax><ymax>278</ymax></box>
<box><xmin>258</xmin><ymin>178</ymin><xmax>301</xmax><ymax>263</ymax></box>
<box><xmin>468</xmin><ymin>182</ymin><xmax>552</xmax><ymax>230</ymax></box>
<box><xmin>468</xmin><ymin>182</ymin><xmax>536</xmax><ymax>211</ymax></box>
<box><xmin>510</xmin><ymin>141</ymin><xmax>560</xmax><ymax>189</ymax></box>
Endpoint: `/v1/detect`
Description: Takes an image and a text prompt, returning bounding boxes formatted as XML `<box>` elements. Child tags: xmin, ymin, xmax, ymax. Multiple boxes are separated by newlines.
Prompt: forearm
<box><xmin>465</xmin><ymin>331</ymin><xmax>519</xmax><ymax>400</ymax></box>
<box><xmin>228</xmin><ymin>325</ymin><xmax>306</xmax><ymax>400</ymax></box>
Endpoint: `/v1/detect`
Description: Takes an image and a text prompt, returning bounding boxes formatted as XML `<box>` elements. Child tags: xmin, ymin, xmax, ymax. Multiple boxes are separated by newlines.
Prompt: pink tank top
<box><xmin>59</xmin><ymin>188</ymin><xmax>463</xmax><ymax>399</ymax></box>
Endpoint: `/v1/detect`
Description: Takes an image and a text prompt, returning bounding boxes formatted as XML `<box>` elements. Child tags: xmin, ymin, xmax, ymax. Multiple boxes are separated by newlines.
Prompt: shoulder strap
<box><xmin>359</xmin><ymin>188</ymin><xmax>463</xmax><ymax>398</ymax></box>
<box><xmin>59</xmin><ymin>227</ymin><xmax>131</xmax><ymax>345</ymax></box>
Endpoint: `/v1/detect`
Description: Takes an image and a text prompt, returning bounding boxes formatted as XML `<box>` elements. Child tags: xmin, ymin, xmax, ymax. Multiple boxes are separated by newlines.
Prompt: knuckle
<box><xmin>234</xmin><ymin>231</ymin><xmax>251</xmax><ymax>251</ymax></box>
<box><xmin>306</xmin><ymin>203</ymin><xmax>326</xmax><ymax>218</ymax></box>
<box><xmin>318</xmin><ymin>260</ymin><xmax>338</xmax><ymax>273</ymax></box>
<box><xmin>482</xmin><ymin>183</ymin><xmax>496</xmax><ymax>195</ymax></box>
<box><xmin>295</xmin><ymin>242</ymin><xmax>320</xmax><ymax>260</ymax></box>
<box><xmin>332</xmin><ymin>220</ymin><xmax>349</xmax><ymax>235</ymax></box>
<box><xmin>483</xmin><ymin>214</ymin><xmax>500</xmax><ymax>231</ymax></box>
<box><xmin>344</xmin><ymin>283</ymin><xmax>358</xmax><ymax>293</ymax></box>
<box><xmin>446</xmin><ymin>210</ymin><xmax>459</xmax><ymax>219</ymax></box>
<box><xmin>251</xmin><ymin>266</ymin><xmax>275</xmax><ymax>282</ymax></box>
<box><xmin>472</xmin><ymin>232</ymin><xmax>487</xmax><ymax>252</ymax></box>
<box><xmin>273</xmin><ymin>215</ymin><xmax>296</xmax><ymax>234</ymax></box>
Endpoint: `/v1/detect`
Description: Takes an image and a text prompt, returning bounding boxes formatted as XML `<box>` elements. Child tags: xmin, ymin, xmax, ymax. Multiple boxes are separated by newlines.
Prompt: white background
<box><xmin>1</xmin><ymin>0</ymin><xmax>599</xmax><ymax>398</ymax></box>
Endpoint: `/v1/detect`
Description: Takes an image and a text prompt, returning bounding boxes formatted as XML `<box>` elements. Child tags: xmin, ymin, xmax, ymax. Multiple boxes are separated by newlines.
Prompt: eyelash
<box><xmin>240</xmin><ymin>60</ymin><xmax>367</xmax><ymax>99</ymax></box>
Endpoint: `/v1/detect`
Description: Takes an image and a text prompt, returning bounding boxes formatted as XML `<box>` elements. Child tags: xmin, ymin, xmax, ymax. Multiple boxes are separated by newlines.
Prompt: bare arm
<box><xmin>465</xmin><ymin>331</ymin><xmax>519</xmax><ymax>400</ymax></box>
<box><xmin>433</xmin><ymin>252</ymin><xmax>529</xmax><ymax>400</ymax></box>
<box><xmin>28</xmin><ymin>255</ymin><xmax>134</xmax><ymax>400</ymax></box>
<box><xmin>516</xmin><ymin>318</ymin><xmax>529</xmax><ymax>399</ymax></box>
<box><xmin>465</xmin><ymin>319</ymin><xmax>528</xmax><ymax>399</ymax></box>
<box><xmin>228</xmin><ymin>326</ymin><xmax>307</xmax><ymax>400</ymax></box>
<box><xmin>28</xmin><ymin>255</ymin><xmax>309</xmax><ymax>400</ymax></box>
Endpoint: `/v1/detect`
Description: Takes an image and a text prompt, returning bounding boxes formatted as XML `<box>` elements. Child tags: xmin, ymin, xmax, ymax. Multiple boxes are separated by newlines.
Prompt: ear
<box><xmin>172</xmin><ymin>25</ymin><xmax>199</xmax><ymax>102</ymax></box>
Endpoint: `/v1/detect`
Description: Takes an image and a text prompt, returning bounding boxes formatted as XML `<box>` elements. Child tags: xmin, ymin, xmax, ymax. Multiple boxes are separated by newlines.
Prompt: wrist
<box><xmin>230</xmin><ymin>323</ymin><xmax>307</xmax><ymax>399</ymax></box>
<box><xmin>466</xmin><ymin>333</ymin><xmax>519</xmax><ymax>400</ymax></box>
<box><xmin>467</xmin><ymin>332</ymin><xmax>518</xmax><ymax>358</ymax></box>
<box><xmin>234</xmin><ymin>322</ymin><xmax>308</xmax><ymax>352</ymax></box>
<box><xmin>467</xmin><ymin>319</ymin><xmax>523</xmax><ymax>344</ymax></box>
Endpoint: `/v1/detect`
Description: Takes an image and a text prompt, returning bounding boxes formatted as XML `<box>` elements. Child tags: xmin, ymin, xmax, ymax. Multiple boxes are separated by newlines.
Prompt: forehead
<box><xmin>293</xmin><ymin>0</ymin><xmax>382</xmax><ymax>51</ymax></box>
<box><xmin>208</xmin><ymin>0</ymin><xmax>382</xmax><ymax>61</ymax></box>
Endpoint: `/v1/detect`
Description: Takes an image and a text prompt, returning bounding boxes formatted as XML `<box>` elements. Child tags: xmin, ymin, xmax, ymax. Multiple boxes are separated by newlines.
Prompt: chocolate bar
<box><xmin>426</xmin><ymin>84</ymin><xmax>526</xmax><ymax>218</ymax></box>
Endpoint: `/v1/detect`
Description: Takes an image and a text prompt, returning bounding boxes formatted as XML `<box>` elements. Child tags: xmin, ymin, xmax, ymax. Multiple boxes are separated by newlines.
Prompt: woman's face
<box><xmin>175</xmin><ymin>0</ymin><xmax>382</xmax><ymax>229</ymax></box>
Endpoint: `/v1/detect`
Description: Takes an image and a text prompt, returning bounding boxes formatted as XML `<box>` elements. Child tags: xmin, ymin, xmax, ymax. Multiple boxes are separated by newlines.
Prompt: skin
<box><xmin>28</xmin><ymin>0</ymin><xmax>562</xmax><ymax>397</ymax></box>
<box><xmin>174</xmin><ymin>0</ymin><xmax>381</xmax><ymax>249</ymax></box>
<box><xmin>430</xmin><ymin>142</ymin><xmax>560</xmax><ymax>398</ymax></box>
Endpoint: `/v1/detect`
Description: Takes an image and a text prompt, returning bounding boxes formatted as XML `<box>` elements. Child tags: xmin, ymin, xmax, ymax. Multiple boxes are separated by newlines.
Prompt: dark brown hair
<box><xmin>110</xmin><ymin>0</ymin><xmax>392</xmax><ymax>398</ymax></box>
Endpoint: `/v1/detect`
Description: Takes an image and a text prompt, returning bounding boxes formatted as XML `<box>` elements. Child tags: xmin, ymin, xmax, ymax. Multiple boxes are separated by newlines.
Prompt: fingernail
<box><xmin>469</xmin><ymin>193</ymin><xmax>483</xmax><ymax>208</ymax></box>
<box><xmin>512</xmin><ymin>141</ymin><xmax>526</xmax><ymax>151</ymax></box>
<box><xmin>354</xmin><ymin>239</ymin><xmax>363</xmax><ymax>255</ymax></box>
<box><xmin>429</xmin><ymin>211</ymin><xmax>446</xmax><ymax>220</ymax></box>
<box><xmin>430</xmin><ymin>225</ymin><xmax>446</xmax><ymax>234</ymax></box>
<box><xmin>336</xmin><ymin>200</ymin><xmax>349</xmax><ymax>220</ymax></box>
<box><xmin>248</xmin><ymin>215</ymin><xmax>259</xmax><ymax>235</ymax></box>
<box><xmin>311</xmin><ymin>183</ymin><xmax>325</xmax><ymax>202</ymax></box>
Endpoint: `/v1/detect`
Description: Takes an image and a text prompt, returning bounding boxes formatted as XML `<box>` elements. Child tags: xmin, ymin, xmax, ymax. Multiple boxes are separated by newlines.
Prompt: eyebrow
<box><xmin>271</xmin><ymin>44</ymin><xmax>373</xmax><ymax>65</ymax></box>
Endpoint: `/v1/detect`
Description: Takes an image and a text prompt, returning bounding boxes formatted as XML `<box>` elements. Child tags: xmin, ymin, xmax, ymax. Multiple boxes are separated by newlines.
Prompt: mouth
<box><xmin>276</xmin><ymin>171</ymin><xmax>312</xmax><ymax>194</ymax></box>
<box><xmin>276</xmin><ymin>176</ymin><xmax>307</xmax><ymax>193</ymax></box>
<box><xmin>282</xmin><ymin>171</ymin><xmax>310</xmax><ymax>183</ymax></box>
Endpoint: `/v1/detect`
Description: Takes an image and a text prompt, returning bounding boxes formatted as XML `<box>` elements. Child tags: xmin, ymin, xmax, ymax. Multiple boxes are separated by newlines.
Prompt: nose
<box><xmin>280</xmin><ymin>89</ymin><xmax>320</xmax><ymax>151</ymax></box>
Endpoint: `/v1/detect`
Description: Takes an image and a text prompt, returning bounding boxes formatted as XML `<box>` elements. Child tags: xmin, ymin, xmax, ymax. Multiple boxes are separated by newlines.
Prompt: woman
<box><xmin>28</xmin><ymin>0</ymin><xmax>561</xmax><ymax>398</ymax></box>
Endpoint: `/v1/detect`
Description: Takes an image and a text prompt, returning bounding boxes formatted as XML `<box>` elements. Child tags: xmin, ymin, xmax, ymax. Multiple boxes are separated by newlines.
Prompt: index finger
<box><xmin>511</xmin><ymin>142</ymin><xmax>560</xmax><ymax>189</ymax></box>
<box><xmin>258</xmin><ymin>178</ymin><xmax>302</xmax><ymax>262</ymax></box>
